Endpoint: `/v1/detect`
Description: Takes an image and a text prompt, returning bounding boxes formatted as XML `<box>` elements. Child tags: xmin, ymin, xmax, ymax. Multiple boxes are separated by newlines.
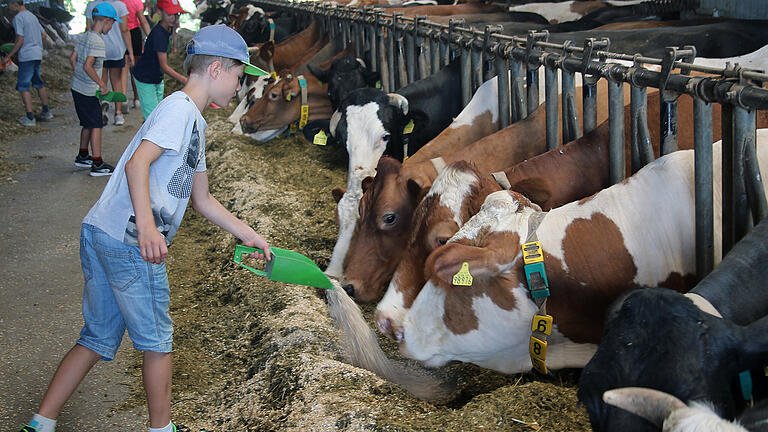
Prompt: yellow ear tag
<box><xmin>452</xmin><ymin>262</ymin><xmax>473</xmax><ymax>286</ymax></box>
<box><xmin>375</xmin><ymin>80</ymin><xmax>382</xmax><ymax>89</ymax></box>
<box><xmin>313</xmin><ymin>130</ymin><xmax>328</xmax><ymax>146</ymax></box>
<box><xmin>286</xmin><ymin>93</ymin><xmax>292</xmax><ymax>101</ymax></box>
<box><xmin>403</xmin><ymin>119</ymin><xmax>415</xmax><ymax>135</ymax></box>
<box><xmin>270</xmin><ymin>71</ymin><xmax>278</xmax><ymax>79</ymax></box>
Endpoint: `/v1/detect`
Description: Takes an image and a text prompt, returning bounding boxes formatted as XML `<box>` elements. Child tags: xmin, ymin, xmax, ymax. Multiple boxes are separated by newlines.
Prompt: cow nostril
<box><xmin>376</xmin><ymin>317</ymin><xmax>392</xmax><ymax>335</ymax></box>
<box><xmin>394</xmin><ymin>328</ymin><xmax>404</xmax><ymax>343</ymax></box>
<box><xmin>342</xmin><ymin>284</ymin><xmax>355</xmax><ymax>298</ymax></box>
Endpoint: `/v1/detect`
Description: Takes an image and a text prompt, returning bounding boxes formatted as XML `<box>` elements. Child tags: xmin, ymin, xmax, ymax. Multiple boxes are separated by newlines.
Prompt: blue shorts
<box><xmin>71</xmin><ymin>90</ymin><xmax>103</xmax><ymax>129</ymax></box>
<box><xmin>77</xmin><ymin>223</ymin><xmax>173</xmax><ymax>361</ymax></box>
<box><xmin>16</xmin><ymin>60</ymin><xmax>44</xmax><ymax>92</ymax></box>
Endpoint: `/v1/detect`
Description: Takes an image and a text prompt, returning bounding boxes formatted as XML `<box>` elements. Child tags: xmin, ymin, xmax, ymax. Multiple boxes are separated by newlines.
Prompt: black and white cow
<box><xmin>579</xmin><ymin>216</ymin><xmax>768</xmax><ymax>431</ymax></box>
<box><xmin>302</xmin><ymin>59</ymin><xmax>462</xmax><ymax>278</ymax></box>
<box><xmin>307</xmin><ymin>56</ymin><xmax>380</xmax><ymax>111</ymax></box>
<box><xmin>238</xmin><ymin>6</ymin><xmax>297</xmax><ymax>45</ymax></box>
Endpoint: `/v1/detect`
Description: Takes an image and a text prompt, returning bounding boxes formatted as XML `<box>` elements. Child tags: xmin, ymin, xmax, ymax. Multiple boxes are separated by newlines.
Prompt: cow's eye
<box><xmin>436</xmin><ymin>237</ymin><xmax>448</xmax><ymax>246</ymax></box>
<box><xmin>382</xmin><ymin>213</ymin><xmax>397</xmax><ymax>225</ymax></box>
<box><xmin>269</xmin><ymin>92</ymin><xmax>279</xmax><ymax>100</ymax></box>
<box><xmin>382</xmin><ymin>133</ymin><xmax>391</xmax><ymax>143</ymax></box>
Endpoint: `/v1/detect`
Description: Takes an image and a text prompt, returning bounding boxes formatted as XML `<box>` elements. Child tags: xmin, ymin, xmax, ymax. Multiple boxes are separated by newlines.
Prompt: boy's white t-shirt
<box><xmin>84</xmin><ymin>91</ymin><xmax>207</xmax><ymax>246</ymax></box>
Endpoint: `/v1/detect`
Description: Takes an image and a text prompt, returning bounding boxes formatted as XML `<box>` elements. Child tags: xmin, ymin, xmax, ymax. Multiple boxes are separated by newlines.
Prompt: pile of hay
<box><xmin>157</xmin><ymin>102</ymin><xmax>592</xmax><ymax>430</ymax></box>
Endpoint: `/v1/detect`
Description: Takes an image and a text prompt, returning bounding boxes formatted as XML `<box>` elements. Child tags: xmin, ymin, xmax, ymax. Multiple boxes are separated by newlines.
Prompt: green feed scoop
<box><xmin>233</xmin><ymin>245</ymin><xmax>335</xmax><ymax>290</ymax></box>
<box><xmin>95</xmin><ymin>90</ymin><xmax>127</xmax><ymax>102</ymax></box>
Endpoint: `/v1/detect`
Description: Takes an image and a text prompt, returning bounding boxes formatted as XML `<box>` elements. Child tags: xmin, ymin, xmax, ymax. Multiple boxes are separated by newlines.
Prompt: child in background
<box><xmin>68</xmin><ymin>3</ymin><xmax>117</xmax><ymax>176</ymax></box>
<box><xmin>131</xmin><ymin>0</ymin><xmax>187</xmax><ymax>119</ymax></box>
<box><xmin>6</xmin><ymin>0</ymin><xmax>52</xmax><ymax>126</ymax></box>
<box><xmin>123</xmin><ymin>0</ymin><xmax>151</xmax><ymax>109</ymax></box>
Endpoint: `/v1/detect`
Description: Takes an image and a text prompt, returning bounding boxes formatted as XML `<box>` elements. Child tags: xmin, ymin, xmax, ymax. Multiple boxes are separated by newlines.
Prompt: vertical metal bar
<box><xmin>461</xmin><ymin>44</ymin><xmax>472</xmax><ymax>107</ymax></box>
<box><xmin>354</xmin><ymin>23</ymin><xmax>362</xmax><ymax>58</ymax></box>
<box><xmin>418</xmin><ymin>38</ymin><xmax>429</xmax><ymax>80</ymax></box>
<box><xmin>510</xmin><ymin>59</ymin><xmax>526</xmax><ymax>122</ymax></box>
<box><xmin>496</xmin><ymin>56</ymin><xmax>510</xmax><ymax>129</ymax></box>
<box><xmin>396</xmin><ymin>37</ymin><xmax>408</xmax><ymax>89</ymax></box>
<box><xmin>630</xmin><ymin>86</ymin><xmax>644</xmax><ymax>173</ymax></box>
<box><xmin>722</xmin><ymin>104</ymin><xmax>735</xmax><ymax>254</ymax></box>
<box><xmin>441</xmin><ymin>41</ymin><xmax>449</xmax><ymax>68</ymax></box>
<box><xmin>387</xmin><ymin>26</ymin><xmax>395</xmax><ymax>91</ymax></box>
<box><xmin>694</xmin><ymin>98</ymin><xmax>714</xmax><ymax>278</ymax></box>
<box><xmin>732</xmin><ymin>106</ymin><xmax>756</xmax><ymax>242</ymax></box>
<box><xmin>526</xmin><ymin>66</ymin><xmax>539</xmax><ymax>116</ymax></box>
<box><xmin>608</xmin><ymin>78</ymin><xmax>625</xmax><ymax>185</ymax></box>
<box><xmin>561</xmin><ymin>68</ymin><xmax>580</xmax><ymax>143</ymax></box>
<box><xmin>582</xmin><ymin>80</ymin><xmax>598</xmax><ymax>134</ymax></box>
<box><xmin>471</xmin><ymin>48</ymin><xmax>483</xmax><ymax>94</ymax></box>
<box><xmin>378</xmin><ymin>31</ymin><xmax>390</xmax><ymax>93</ymax></box>
<box><xmin>430</xmin><ymin>37</ymin><xmax>440</xmax><ymax>74</ymax></box>
<box><xmin>660</xmin><ymin>96</ymin><xmax>679</xmax><ymax>155</ymax></box>
<box><xmin>405</xmin><ymin>33</ymin><xmax>416</xmax><ymax>84</ymax></box>
<box><xmin>544</xmin><ymin>65</ymin><xmax>558</xmax><ymax>151</ymax></box>
<box><xmin>369</xmin><ymin>23</ymin><xmax>377</xmax><ymax>73</ymax></box>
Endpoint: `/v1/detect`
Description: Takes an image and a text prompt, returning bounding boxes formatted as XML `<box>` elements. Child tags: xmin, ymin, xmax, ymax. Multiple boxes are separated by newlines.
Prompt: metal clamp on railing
<box><xmin>581</xmin><ymin>38</ymin><xmax>609</xmax><ymax>134</ymax></box>
<box><xmin>659</xmin><ymin>46</ymin><xmax>696</xmax><ymax>155</ymax></box>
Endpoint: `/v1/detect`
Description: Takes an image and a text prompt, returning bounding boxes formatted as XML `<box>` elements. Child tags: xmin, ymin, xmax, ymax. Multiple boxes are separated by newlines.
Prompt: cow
<box><xmin>307</xmin><ymin>59</ymin><xmax>463</xmax><ymax>279</ymax></box>
<box><xmin>247</xmin><ymin>21</ymin><xmax>323</xmax><ymax>76</ymax></box>
<box><xmin>603</xmin><ymin>388</ymin><xmax>768</xmax><ymax>432</ymax></box>
<box><xmin>234</xmin><ymin>5</ymin><xmax>297</xmax><ymax>45</ymax></box>
<box><xmin>307</xmin><ymin>56</ymin><xmax>380</xmax><ymax>110</ymax></box>
<box><xmin>578</xmin><ymin>204</ymin><xmax>768</xmax><ymax>431</ymax></box>
<box><xmin>239</xmin><ymin>73</ymin><xmax>333</xmax><ymax>136</ymax></box>
<box><xmin>339</xmin><ymin>75</ymin><xmax>634</xmax><ymax>301</ymax></box>
<box><xmin>393</xmin><ymin>137</ymin><xmax>768</xmax><ymax>374</ymax></box>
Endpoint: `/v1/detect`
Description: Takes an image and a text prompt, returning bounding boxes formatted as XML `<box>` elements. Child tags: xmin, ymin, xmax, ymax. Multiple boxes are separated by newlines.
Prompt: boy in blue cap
<box><xmin>18</xmin><ymin>25</ymin><xmax>271</xmax><ymax>432</ymax></box>
<box><xmin>6</xmin><ymin>0</ymin><xmax>52</xmax><ymax>126</ymax></box>
<box><xmin>68</xmin><ymin>2</ymin><xmax>119</xmax><ymax>176</ymax></box>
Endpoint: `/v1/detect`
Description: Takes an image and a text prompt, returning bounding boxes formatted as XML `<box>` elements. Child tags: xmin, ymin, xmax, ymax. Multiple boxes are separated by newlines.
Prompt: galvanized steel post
<box><xmin>608</xmin><ymin>66</ymin><xmax>626</xmax><ymax>185</ymax></box>
<box><xmin>560</xmin><ymin>41</ymin><xmax>580</xmax><ymax>144</ymax></box>
<box><xmin>694</xmin><ymin>95</ymin><xmax>714</xmax><ymax>278</ymax></box>
<box><xmin>543</xmin><ymin>54</ymin><xmax>559</xmax><ymax>151</ymax></box>
<box><xmin>732</xmin><ymin>106</ymin><xmax>756</xmax><ymax>242</ymax></box>
<box><xmin>461</xmin><ymin>36</ymin><xmax>472</xmax><ymax>107</ymax></box>
<box><xmin>510</xmin><ymin>57</ymin><xmax>526</xmax><ymax>122</ymax></box>
<box><xmin>526</xmin><ymin>31</ymin><xmax>548</xmax><ymax>116</ymax></box>
<box><xmin>496</xmin><ymin>50</ymin><xmax>511</xmax><ymax>129</ymax></box>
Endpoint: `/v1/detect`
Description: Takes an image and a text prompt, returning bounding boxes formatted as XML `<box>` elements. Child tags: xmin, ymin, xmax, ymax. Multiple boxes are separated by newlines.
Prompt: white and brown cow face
<box><xmin>397</xmin><ymin>191</ymin><xmax>544</xmax><ymax>372</ymax></box>
<box><xmin>375</xmin><ymin>162</ymin><xmax>503</xmax><ymax>338</ymax></box>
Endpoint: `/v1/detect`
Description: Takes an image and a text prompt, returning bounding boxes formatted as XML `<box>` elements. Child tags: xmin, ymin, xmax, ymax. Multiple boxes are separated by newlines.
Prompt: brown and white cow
<box><xmin>340</xmin><ymin>77</ymin><xmax>632</xmax><ymax>301</ymax></box>
<box><xmin>394</xmin><ymin>136</ymin><xmax>768</xmax><ymax>373</ymax></box>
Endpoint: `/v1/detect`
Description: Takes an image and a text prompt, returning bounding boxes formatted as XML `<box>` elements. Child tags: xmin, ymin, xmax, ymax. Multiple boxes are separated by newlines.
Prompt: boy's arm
<box><xmin>69</xmin><ymin>48</ymin><xmax>77</xmax><ymax>69</ymax></box>
<box><xmin>157</xmin><ymin>51</ymin><xmax>186</xmax><ymax>84</ymax></box>
<box><xmin>119</xmin><ymin>17</ymin><xmax>134</xmax><ymax>67</ymax></box>
<box><xmin>83</xmin><ymin>55</ymin><xmax>109</xmax><ymax>94</ymax></box>
<box><xmin>125</xmin><ymin>140</ymin><xmax>169</xmax><ymax>263</ymax></box>
<box><xmin>6</xmin><ymin>34</ymin><xmax>23</xmax><ymax>60</ymax></box>
<box><xmin>138</xmin><ymin>9</ymin><xmax>151</xmax><ymax>36</ymax></box>
<box><xmin>190</xmin><ymin>170</ymin><xmax>272</xmax><ymax>260</ymax></box>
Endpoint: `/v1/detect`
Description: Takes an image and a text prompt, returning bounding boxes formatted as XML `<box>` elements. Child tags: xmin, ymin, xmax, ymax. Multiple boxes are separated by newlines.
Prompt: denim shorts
<box><xmin>16</xmin><ymin>60</ymin><xmax>44</xmax><ymax>92</ymax></box>
<box><xmin>78</xmin><ymin>223</ymin><xmax>173</xmax><ymax>361</ymax></box>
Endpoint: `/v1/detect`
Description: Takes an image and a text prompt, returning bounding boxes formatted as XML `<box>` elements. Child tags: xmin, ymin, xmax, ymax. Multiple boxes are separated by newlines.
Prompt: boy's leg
<box><xmin>37</xmin><ymin>344</ymin><xmax>102</xmax><ymax>419</ymax></box>
<box><xmin>79</xmin><ymin>127</ymin><xmax>92</xmax><ymax>153</ymax></box>
<box><xmin>90</xmin><ymin>127</ymin><xmax>103</xmax><ymax>159</ymax></box>
<box><xmin>108</xmin><ymin>67</ymin><xmax>123</xmax><ymax>115</ymax></box>
<box><xmin>143</xmin><ymin>351</ymin><xmax>172</xmax><ymax>428</ymax></box>
<box><xmin>20</xmin><ymin>91</ymin><xmax>34</xmax><ymax>113</ymax></box>
<box><xmin>37</xmin><ymin>87</ymin><xmax>49</xmax><ymax>107</ymax></box>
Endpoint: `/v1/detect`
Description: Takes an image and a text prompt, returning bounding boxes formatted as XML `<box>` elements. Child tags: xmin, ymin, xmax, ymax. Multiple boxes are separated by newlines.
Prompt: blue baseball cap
<box><xmin>92</xmin><ymin>2</ymin><xmax>123</xmax><ymax>23</ymax></box>
<box><xmin>186</xmin><ymin>25</ymin><xmax>268</xmax><ymax>76</ymax></box>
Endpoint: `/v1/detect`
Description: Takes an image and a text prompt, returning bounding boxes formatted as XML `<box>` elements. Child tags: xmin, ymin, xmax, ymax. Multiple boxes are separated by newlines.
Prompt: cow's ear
<box><xmin>228</xmin><ymin>13</ymin><xmax>238</xmax><ymax>24</ymax></box>
<box><xmin>259</xmin><ymin>41</ymin><xmax>275</xmax><ymax>60</ymax></box>
<box><xmin>301</xmin><ymin>119</ymin><xmax>336</xmax><ymax>146</ymax></box>
<box><xmin>332</xmin><ymin>188</ymin><xmax>346</xmax><ymax>203</ymax></box>
<box><xmin>361</xmin><ymin>176</ymin><xmax>375</xmax><ymax>193</ymax></box>
<box><xmin>425</xmin><ymin>242</ymin><xmax>502</xmax><ymax>286</ymax></box>
<box><xmin>509</xmin><ymin>177</ymin><xmax>551</xmax><ymax>209</ymax></box>
<box><xmin>406</xmin><ymin>176</ymin><xmax>430</xmax><ymax>203</ymax></box>
<box><xmin>307</xmin><ymin>64</ymin><xmax>332</xmax><ymax>83</ymax></box>
<box><xmin>363</xmin><ymin>68</ymin><xmax>380</xmax><ymax>87</ymax></box>
<box><xmin>733</xmin><ymin>316</ymin><xmax>768</xmax><ymax>374</ymax></box>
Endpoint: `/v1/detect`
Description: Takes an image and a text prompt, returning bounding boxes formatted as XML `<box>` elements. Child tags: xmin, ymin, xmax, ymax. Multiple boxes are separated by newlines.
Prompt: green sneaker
<box><xmin>19</xmin><ymin>425</ymin><xmax>39</xmax><ymax>432</ymax></box>
<box><xmin>172</xmin><ymin>423</ymin><xmax>190</xmax><ymax>432</ymax></box>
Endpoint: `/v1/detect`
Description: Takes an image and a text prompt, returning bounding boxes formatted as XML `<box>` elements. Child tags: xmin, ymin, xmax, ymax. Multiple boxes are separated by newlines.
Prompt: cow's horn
<box><xmin>603</xmin><ymin>387</ymin><xmax>687</xmax><ymax>428</ymax></box>
<box><xmin>387</xmin><ymin>93</ymin><xmax>409</xmax><ymax>115</ymax></box>
<box><xmin>247</xmin><ymin>46</ymin><xmax>260</xmax><ymax>54</ymax></box>
<box><xmin>356</xmin><ymin>58</ymin><xmax>367</xmax><ymax>68</ymax></box>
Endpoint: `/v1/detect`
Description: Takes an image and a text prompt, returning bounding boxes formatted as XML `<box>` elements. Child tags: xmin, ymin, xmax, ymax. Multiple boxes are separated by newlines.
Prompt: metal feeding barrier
<box><xmin>253</xmin><ymin>0</ymin><xmax>768</xmax><ymax>280</ymax></box>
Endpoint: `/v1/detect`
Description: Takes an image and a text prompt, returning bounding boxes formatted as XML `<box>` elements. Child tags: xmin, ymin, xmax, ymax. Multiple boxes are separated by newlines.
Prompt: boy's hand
<box><xmin>241</xmin><ymin>231</ymin><xmax>271</xmax><ymax>261</ymax></box>
<box><xmin>99</xmin><ymin>83</ymin><xmax>109</xmax><ymax>95</ymax></box>
<box><xmin>138</xmin><ymin>227</ymin><xmax>168</xmax><ymax>264</ymax></box>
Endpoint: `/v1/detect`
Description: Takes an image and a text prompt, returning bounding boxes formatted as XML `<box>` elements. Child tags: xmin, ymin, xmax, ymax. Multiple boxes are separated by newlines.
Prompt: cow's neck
<box><xmin>307</xmin><ymin>85</ymin><xmax>333</xmax><ymax>121</ymax></box>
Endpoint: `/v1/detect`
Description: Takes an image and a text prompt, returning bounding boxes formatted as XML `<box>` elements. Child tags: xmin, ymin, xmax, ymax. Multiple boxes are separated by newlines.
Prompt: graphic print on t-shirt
<box><xmin>124</xmin><ymin>207</ymin><xmax>173</xmax><ymax>245</ymax></box>
<box><xmin>168</xmin><ymin>120</ymin><xmax>200</xmax><ymax>199</ymax></box>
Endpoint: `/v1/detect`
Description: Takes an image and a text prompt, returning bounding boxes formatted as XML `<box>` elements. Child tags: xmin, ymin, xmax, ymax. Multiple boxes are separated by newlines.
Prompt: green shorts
<box><xmin>133</xmin><ymin>78</ymin><xmax>164</xmax><ymax>120</ymax></box>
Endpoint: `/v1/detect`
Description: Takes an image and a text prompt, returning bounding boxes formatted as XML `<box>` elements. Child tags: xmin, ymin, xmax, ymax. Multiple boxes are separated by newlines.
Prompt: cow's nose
<box><xmin>342</xmin><ymin>283</ymin><xmax>355</xmax><ymax>298</ymax></box>
<box><xmin>240</xmin><ymin>117</ymin><xmax>256</xmax><ymax>133</ymax></box>
<box><xmin>394</xmin><ymin>327</ymin><xmax>404</xmax><ymax>343</ymax></box>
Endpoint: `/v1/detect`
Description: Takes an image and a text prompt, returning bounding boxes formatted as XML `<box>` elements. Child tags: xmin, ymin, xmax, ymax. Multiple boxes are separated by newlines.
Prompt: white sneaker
<box><xmin>114</xmin><ymin>113</ymin><xmax>125</xmax><ymax>126</ymax></box>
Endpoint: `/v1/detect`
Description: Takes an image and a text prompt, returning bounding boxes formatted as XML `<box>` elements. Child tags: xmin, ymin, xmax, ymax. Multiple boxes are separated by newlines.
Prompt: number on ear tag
<box><xmin>531</xmin><ymin>314</ymin><xmax>553</xmax><ymax>335</ymax></box>
<box><xmin>299</xmin><ymin>104</ymin><xmax>309</xmax><ymax>128</ymax></box>
<box><xmin>403</xmin><ymin>119</ymin><xmax>415</xmax><ymax>134</ymax></box>
<box><xmin>313</xmin><ymin>130</ymin><xmax>328</xmax><ymax>146</ymax></box>
<box><xmin>452</xmin><ymin>262</ymin><xmax>473</xmax><ymax>286</ymax></box>
<box><xmin>530</xmin><ymin>336</ymin><xmax>548</xmax><ymax>361</ymax></box>
<box><xmin>531</xmin><ymin>356</ymin><xmax>548</xmax><ymax>375</ymax></box>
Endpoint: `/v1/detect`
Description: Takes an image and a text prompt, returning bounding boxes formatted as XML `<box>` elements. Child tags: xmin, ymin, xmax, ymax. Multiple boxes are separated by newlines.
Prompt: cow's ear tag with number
<box><xmin>375</xmin><ymin>80</ymin><xmax>382</xmax><ymax>89</ymax></box>
<box><xmin>452</xmin><ymin>262</ymin><xmax>473</xmax><ymax>286</ymax></box>
<box><xmin>313</xmin><ymin>130</ymin><xmax>328</xmax><ymax>146</ymax></box>
<box><xmin>403</xmin><ymin>119</ymin><xmax>415</xmax><ymax>135</ymax></box>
